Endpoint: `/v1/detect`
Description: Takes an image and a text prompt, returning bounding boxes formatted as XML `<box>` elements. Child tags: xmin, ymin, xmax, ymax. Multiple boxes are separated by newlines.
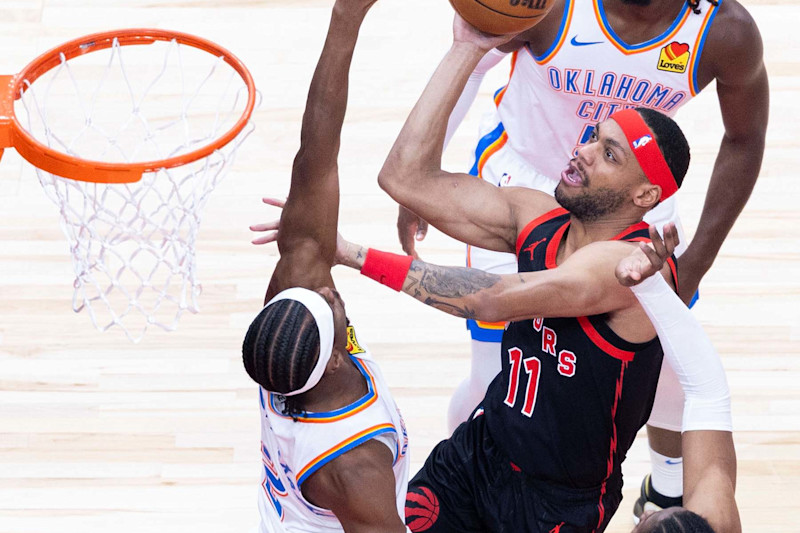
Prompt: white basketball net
<box><xmin>15</xmin><ymin>37</ymin><xmax>255</xmax><ymax>342</ymax></box>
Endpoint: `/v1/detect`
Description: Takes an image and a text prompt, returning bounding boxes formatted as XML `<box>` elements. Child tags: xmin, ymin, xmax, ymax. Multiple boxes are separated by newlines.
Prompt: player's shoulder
<box><xmin>709</xmin><ymin>0</ymin><xmax>762</xmax><ymax>46</ymax></box>
<box><xmin>571</xmin><ymin>238</ymin><xmax>638</xmax><ymax>263</ymax></box>
<box><xmin>702</xmin><ymin>0</ymin><xmax>764</xmax><ymax>78</ymax></box>
<box><xmin>505</xmin><ymin>187</ymin><xmax>562</xmax><ymax>232</ymax></box>
<box><xmin>300</xmin><ymin>438</ymin><xmax>395</xmax><ymax>512</ymax></box>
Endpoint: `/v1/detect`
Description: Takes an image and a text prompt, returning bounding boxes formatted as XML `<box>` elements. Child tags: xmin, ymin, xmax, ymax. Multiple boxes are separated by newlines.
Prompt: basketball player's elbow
<box><xmin>377</xmin><ymin>160</ymin><xmax>401</xmax><ymax>196</ymax></box>
<box><xmin>471</xmin><ymin>286</ymin><xmax>512</xmax><ymax>323</ymax></box>
<box><xmin>475</xmin><ymin>301</ymin><xmax>507</xmax><ymax>323</ymax></box>
<box><xmin>378</xmin><ymin>155</ymin><xmax>426</xmax><ymax>202</ymax></box>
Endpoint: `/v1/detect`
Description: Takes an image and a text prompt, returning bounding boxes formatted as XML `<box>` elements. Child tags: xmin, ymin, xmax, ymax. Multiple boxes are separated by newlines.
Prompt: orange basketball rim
<box><xmin>0</xmin><ymin>28</ymin><xmax>257</xmax><ymax>184</ymax></box>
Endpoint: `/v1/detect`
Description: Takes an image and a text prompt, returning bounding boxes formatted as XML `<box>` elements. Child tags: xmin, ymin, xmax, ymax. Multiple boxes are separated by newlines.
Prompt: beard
<box><xmin>554</xmin><ymin>182</ymin><xmax>629</xmax><ymax>223</ymax></box>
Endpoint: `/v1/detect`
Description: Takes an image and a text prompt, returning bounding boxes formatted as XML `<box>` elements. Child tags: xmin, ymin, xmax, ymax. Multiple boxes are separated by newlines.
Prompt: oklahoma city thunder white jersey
<box><xmin>495</xmin><ymin>0</ymin><xmax>721</xmax><ymax>182</ymax></box>
<box><xmin>464</xmin><ymin>0</ymin><xmax>721</xmax><ymax>341</ymax></box>
<box><xmin>256</xmin><ymin>325</ymin><xmax>410</xmax><ymax>533</ymax></box>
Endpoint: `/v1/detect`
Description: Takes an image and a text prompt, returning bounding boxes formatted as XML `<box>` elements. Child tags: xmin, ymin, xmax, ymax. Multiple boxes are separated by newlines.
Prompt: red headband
<box><xmin>610</xmin><ymin>109</ymin><xmax>678</xmax><ymax>201</ymax></box>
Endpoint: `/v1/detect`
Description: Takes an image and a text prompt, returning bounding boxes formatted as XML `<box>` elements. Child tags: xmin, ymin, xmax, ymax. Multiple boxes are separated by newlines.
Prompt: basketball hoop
<box><xmin>0</xmin><ymin>29</ymin><xmax>257</xmax><ymax>342</ymax></box>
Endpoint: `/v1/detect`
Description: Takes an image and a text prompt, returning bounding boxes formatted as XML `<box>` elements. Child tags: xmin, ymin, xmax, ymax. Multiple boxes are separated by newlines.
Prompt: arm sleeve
<box><xmin>631</xmin><ymin>274</ymin><xmax>732</xmax><ymax>432</ymax></box>
<box><xmin>443</xmin><ymin>48</ymin><xmax>509</xmax><ymax>149</ymax></box>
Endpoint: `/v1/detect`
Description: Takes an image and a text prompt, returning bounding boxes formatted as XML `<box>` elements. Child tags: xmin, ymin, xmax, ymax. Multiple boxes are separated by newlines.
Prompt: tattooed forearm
<box><xmin>400</xmin><ymin>260</ymin><xmax>502</xmax><ymax>319</ymax></box>
<box><xmin>422</xmin><ymin>298</ymin><xmax>478</xmax><ymax>319</ymax></box>
<box><xmin>407</xmin><ymin>260</ymin><xmax>501</xmax><ymax>297</ymax></box>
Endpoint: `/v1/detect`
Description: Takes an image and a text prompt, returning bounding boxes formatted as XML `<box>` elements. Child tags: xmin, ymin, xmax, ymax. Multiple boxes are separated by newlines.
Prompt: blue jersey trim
<box><xmin>493</xmin><ymin>85</ymin><xmax>505</xmax><ymax>101</ymax></box>
<box><xmin>468</xmin><ymin>122</ymin><xmax>506</xmax><ymax>177</ymax></box>
<box><xmin>534</xmin><ymin>0</ymin><xmax>573</xmax><ymax>62</ymax></box>
<box><xmin>467</xmin><ymin>319</ymin><xmax>505</xmax><ymax>343</ymax></box>
<box><xmin>596</xmin><ymin>0</ymin><xmax>691</xmax><ymax>52</ymax></box>
<box><xmin>688</xmin><ymin>289</ymin><xmax>700</xmax><ymax>309</ymax></box>
<box><xmin>296</xmin><ymin>426</ymin><xmax>396</xmax><ymax>487</ymax></box>
<box><xmin>690</xmin><ymin>0</ymin><xmax>723</xmax><ymax>94</ymax></box>
<box><xmin>269</xmin><ymin>356</ymin><xmax>376</xmax><ymax>421</ymax></box>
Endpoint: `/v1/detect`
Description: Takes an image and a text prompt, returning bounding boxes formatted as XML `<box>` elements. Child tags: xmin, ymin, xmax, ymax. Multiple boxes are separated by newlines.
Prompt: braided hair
<box><xmin>687</xmin><ymin>0</ymin><xmax>718</xmax><ymax>15</ymax></box>
<box><xmin>242</xmin><ymin>299</ymin><xmax>321</xmax><ymax>420</ymax></box>
<box><xmin>635</xmin><ymin>107</ymin><xmax>690</xmax><ymax>188</ymax></box>
<box><xmin>651</xmin><ymin>509</ymin><xmax>715</xmax><ymax>532</ymax></box>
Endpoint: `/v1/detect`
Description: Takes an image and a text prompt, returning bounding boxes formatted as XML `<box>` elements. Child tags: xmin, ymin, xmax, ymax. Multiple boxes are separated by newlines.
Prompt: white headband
<box><xmin>263</xmin><ymin>287</ymin><xmax>335</xmax><ymax>396</ymax></box>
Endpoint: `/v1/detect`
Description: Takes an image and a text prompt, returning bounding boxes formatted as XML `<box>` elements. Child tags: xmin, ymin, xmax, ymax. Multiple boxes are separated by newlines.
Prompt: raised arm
<box><xmin>628</xmin><ymin>270</ymin><xmax>739</xmax><ymax>533</ymax></box>
<box><xmin>379</xmin><ymin>17</ymin><xmax>554</xmax><ymax>255</ymax></box>
<box><xmin>677</xmin><ymin>2</ymin><xmax>768</xmax><ymax>302</ymax></box>
<box><xmin>266</xmin><ymin>0</ymin><xmax>377</xmax><ymax>301</ymax></box>
<box><xmin>396</xmin><ymin>47</ymin><xmax>509</xmax><ymax>257</ymax></box>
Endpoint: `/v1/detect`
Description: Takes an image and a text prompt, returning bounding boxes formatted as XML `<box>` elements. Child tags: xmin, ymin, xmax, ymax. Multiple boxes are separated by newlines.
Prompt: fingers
<box><xmin>615</xmin><ymin>259</ymin><xmax>643</xmax><ymax>287</ymax></box>
<box><xmin>249</xmin><ymin>221</ymin><xmax>280</xmax><ymax>232</ymax></box>
<box><xmin>251</xmin><ymin>199</ymin><xmax>283</xmax><ymax>244</ymax></box>
<box><xmin>416</xmin><ymin>219</ymin><xmax>429</xmax><ymax>241</ymax></box>
<box><xmin>250</xmin><ymin>216</ymin><xmax>280</xmax><ymax>245</ymax></box>
<box><xmin>638</xmin><ymin>241</ymin><xmax>663</xmax><ymax>271</ymax></box>
<box><xmin>648</xmin><ymin>224</ymin><xmax>668</xmax><ymax>259</ymax></box>
<box><xmin>648</xmin><ymin>223</ymin><xmax>680</xmax><ymax>260</ymax></box>
<box><xmin>615</xmin><ymin>265</ymin><xmax>631</xmax><ymax>285</ymax></box>
<box><xmin>252</xmin><ymin>231</ymin><xmax>278</xmax><ymax>245</ymax></box>
<box><xmin>663</xmin><ymin>222</ymin><xmax>679</xmax><ymax>254</ymax></box>
<box><xmin>261</xmin><ymin>197</ymin><xmax>286</xmax><ymax>208</ymax></box>
<box><xmin>399</xmin><ymin>223</ymin><xmax>417</xmax><ymax>256</ymax></box>
<box><xmin>398</xmin><ymin>206</ymin><xmax>421</xmax><ymax>256</ymax></box>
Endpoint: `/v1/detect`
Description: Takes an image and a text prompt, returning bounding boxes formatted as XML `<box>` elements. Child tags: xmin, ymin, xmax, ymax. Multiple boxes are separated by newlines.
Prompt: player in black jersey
<box><xmin>333</xmin><ymin>15</ymin><xmax>738</xmax><ymax>533</ymax></box>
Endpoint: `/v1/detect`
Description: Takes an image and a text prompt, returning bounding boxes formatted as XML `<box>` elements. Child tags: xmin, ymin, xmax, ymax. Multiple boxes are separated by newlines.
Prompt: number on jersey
<box><xmin>262</xmin><ymin>443</ymin><xmax>288</xmax><ymax>519</ymax></box>
<box><xmin>504</xmin><ymin>347</ymin><xmax>542</xmax><ymax>418</ymax></box>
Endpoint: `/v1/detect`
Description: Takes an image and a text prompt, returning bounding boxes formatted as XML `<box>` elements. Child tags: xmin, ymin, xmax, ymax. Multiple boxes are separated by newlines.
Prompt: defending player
<box><xmin>333</xmin><ymin>17</ymin><xmax>691</xmax><ymax>531</ymax></box>
<box><xmin>620</xmin><ymin>266</ymin><xmax>739</xmax><ymax>532</ymax></box>
<box><xmin>401</xmin><ymin>0</ymin><xmax>767</xmax><ymax>516</ymax></box>
<box><xmin>241</xmin><ymin>1</ymin><xmax>409</xmax><ymax>532</ymax></box>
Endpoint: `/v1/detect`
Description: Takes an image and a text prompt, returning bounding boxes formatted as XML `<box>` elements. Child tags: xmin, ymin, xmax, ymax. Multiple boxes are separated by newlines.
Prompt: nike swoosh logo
<box><xmin>570</xmin><ymin>36</ymin><xmax>603</xmax><ymax>47</ymax></box>
<box><xmin>665</xmin><ymin>459</ymin><xmax>683</xmax><ymax>465</ymax></box>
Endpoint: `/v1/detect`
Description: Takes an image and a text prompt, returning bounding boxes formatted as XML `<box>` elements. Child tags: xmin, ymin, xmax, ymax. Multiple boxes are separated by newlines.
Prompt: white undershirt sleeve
<box><xmin>443</xmin><ymin>48</ymin><xmax>509</xmax><ymax>150</ymax></box>
<box><xmin>631</xmin><ymin>274</ymin><xmax>732</xmax><ymax>432</ymax></box>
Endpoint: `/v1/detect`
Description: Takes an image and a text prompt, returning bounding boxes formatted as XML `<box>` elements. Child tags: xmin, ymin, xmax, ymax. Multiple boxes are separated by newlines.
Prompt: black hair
<box><xmin>242</xmin><ymin>299</ymin><xmax>321</xmax><ymax>419</ymax></box>
<box><xmin>687</xmin><ymin>0</ymin><xmax>718</xmax><ymax>15</ymax></box>
<box><xmin>621</xmin><ymin>0</ymin><xmax>716</xmax><ymax>13</ymax></box>
<box><xmin>635</xmin><ymin>107</ymin><xmax>690</xmax><ymax>188</ymax></box>
<box><xmin>652</xmin><ymin>510</ymin><xmax>716</xmax><ymax>533</ymax></box>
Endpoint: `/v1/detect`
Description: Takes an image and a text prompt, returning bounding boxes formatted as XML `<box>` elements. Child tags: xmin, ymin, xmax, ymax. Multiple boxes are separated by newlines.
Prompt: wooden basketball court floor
<box><xmin>0</xmin><ymin>0</ymin><xmax>797</xmax><ymax>531</ymax></box>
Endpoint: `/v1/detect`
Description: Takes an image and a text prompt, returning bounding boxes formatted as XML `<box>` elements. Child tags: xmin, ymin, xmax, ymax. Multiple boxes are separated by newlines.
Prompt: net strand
<box><xmin>18</xmin><ymin>36</ymin><xmax>255</xmax><ymax>342</ymax></box>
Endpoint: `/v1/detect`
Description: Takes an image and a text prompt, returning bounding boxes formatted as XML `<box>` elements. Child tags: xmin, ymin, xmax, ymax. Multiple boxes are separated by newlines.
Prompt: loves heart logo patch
<box><xmin>345</xmin><ymin>325</ymin><xmax>366</xmax><ymax>355</ymax></box>
<box><xmin>657</xmin><ymin>41</ymin><xmax>691</xmax><ymax>73</ymax></box>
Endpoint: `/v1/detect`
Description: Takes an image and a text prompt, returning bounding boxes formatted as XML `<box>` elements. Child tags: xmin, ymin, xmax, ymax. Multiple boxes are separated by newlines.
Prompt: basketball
<box><xmin>449</xmin><ymin>0</ymin><xmax>556</xmax><ymax>35</ymax></box>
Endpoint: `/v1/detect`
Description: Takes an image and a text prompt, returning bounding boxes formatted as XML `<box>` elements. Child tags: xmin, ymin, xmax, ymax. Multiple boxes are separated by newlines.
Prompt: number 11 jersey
<box><xmin>483</xmin><ymin>208</ymin><xmax>677</xmax><ymax>500</ymax></box>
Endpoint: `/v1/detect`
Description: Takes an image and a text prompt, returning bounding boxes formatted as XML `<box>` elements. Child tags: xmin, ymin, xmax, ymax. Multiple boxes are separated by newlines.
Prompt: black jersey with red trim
<box><xmin>483</xmin><ymin>208</ymin><xmax>678</xmax><ymax>496</ymax></box>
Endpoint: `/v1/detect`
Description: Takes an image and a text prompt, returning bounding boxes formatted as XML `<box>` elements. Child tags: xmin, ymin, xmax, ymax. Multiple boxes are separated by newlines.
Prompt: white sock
<box><xmin>649</xmin><ymin>448</ymin><xmax>683</xmax><ymax>498</ymax></box>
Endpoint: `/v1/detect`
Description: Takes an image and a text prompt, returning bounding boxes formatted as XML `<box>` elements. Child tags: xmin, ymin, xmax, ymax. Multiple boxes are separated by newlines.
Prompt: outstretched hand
<box><xmin>615</xmin><ymin>223</ymin><xmax>679</xmax><ymax>287</ymax></box>
<box><xmin>250</xmin><ymin>197</ymin><xmax>285</xmax><ymax>245</ymax></box>
<box><xmin>252</xmin><ymin>197</ymin><xmax>355</xmax><ymax>266</ymax></box>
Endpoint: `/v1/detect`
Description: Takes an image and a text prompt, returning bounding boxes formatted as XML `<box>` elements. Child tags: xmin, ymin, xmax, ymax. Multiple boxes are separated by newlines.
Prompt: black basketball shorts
<box><xmin>404</xmin><ymin>408</ymin><xmax>621</xmax><ymax>533</ymax></box>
